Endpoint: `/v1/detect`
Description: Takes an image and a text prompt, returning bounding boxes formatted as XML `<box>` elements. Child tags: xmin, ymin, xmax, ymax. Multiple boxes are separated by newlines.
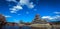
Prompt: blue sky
<box><xmin>0</xmin><ymin>0</ymin><xmax>60</xmax><ymax>23</ymax></box>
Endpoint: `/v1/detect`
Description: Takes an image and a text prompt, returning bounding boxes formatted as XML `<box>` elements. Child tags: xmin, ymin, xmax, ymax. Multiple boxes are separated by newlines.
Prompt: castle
<box><xmin>32</xmin><ymin>14</ymin><xmax>47</xmax><ymax>24</ymax></box>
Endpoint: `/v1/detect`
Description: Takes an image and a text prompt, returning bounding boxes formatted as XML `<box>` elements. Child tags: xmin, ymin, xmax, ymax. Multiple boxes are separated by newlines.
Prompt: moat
<box><xmin>2</xmin><ymin>26</ymin><xmax>31</xmax><ymax>29</ymax></box>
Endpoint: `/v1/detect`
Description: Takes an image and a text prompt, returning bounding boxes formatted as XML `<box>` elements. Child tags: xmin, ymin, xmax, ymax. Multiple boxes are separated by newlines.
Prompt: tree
<box><xmin>20</xmin><ymin>20</ymin><xmax>24</xmax><ymax>24</ymax></box>
<box><xmin>0</xmin><ymin>14</ymin><xmax>6</xmax><ymax>29</ymax></box>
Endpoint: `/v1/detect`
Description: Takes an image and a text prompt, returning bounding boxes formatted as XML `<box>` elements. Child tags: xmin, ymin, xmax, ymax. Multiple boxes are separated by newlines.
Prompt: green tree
<box><xmin>20</xmin><ymin>20</ymin><xmax>24</xmax><ymax>24</ymax></box>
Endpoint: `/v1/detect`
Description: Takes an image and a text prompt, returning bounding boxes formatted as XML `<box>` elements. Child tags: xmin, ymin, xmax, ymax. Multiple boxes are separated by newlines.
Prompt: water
<box><xmin>2</xmin><ymin>26</ymin><xmax>31</xmax><ymax>29</ymax></box>
<box><xmin>21</xmin><ymin>26</ymin><xmax>31</xmax><ymax>29</ymax></box>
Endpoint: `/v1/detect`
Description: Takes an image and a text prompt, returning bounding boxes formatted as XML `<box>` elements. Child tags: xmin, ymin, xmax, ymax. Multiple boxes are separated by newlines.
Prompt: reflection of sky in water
<box><xmin>21</xmin><ymin>26</ymin><xmax>31</xmax><ymax>29</ymax></box>
<box><xmin>2</xmin><ymin>26</ymin><xmax>31</xmax><ymax>29</ymax></box>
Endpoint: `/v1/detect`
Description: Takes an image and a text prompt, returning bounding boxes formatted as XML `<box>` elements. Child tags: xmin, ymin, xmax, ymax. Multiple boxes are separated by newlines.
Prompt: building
<box><xmin>6</xmin><ymin>22</ymin><xmax>18</xmax><ymax>26</ymax></box>
<box><xmin>49</xmin><ymin>21</ymin><xmax>60</xmax><ymax>29</ymax></box>
<box><xmin>31</xmin><ymin>14</ymin><xmax>51</xmax><ymax>29</ymax></box>
<box><xmin>32</xmin><ymin>14</ymin><xmax>47</xmax><ymax>24</ymax></box>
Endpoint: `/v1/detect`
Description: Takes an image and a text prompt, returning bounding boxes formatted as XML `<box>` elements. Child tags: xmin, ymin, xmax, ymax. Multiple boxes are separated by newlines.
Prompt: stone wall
<box><xmin>30</xmin><ymin>24</ymin><xmax>51</xmax><ymax>29</ymax></box>
<box><xmin>51</xmin><ymin>25</ymin><xmax>60</xmax><ymax>29</ymax></box>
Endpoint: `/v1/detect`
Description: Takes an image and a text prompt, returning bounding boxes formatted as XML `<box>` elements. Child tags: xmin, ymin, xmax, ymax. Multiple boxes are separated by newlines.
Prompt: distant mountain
<box><xmin>50</xmin><ymin>21</ymin><xmax>60</xmax><ymax>23</ymax></box>
<box><xmin>43</xmin><ymin>18</ymin><xmax>60</xmax><ymax>22</ymax></box>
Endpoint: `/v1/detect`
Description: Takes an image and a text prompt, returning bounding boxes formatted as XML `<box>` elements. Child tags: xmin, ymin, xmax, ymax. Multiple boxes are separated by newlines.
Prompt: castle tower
<box><xmin>32</xmin><ymin>14</ymin><xmax>47</xmax><ymax>24</ymax></box>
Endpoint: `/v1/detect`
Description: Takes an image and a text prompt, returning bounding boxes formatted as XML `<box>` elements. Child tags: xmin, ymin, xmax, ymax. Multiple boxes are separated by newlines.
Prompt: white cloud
<box><xmin>10</xmin><ymin>5</ymin><xmax>23</xmax><ymax>13</ymax></box>
<box><xmin>18</xmin><ymin>14</ymin><xmax>21</xmax><ymax>15</ymax></box>
<box><xmin>28</xmin><ymin>2</ymin><xmax>35</xmax><ymax>9</ymax></box>
<box><xmin>19</xmin><ymin>0</ymin><xmax>29</xmax><ymax>5</ymax></box>
<box><xmin>34</xmin><ymin>9</ymin><xmax>37</xmax><ymax>11</ymax></box>
<box><xmin>5</xmin><ymin>15</ymin><xmax>12</xmax><ymax>18</ymax></box>
<box><xmin>8</xmin><ymin>0</ymin><xmax>35</xmax><ymax>13</ymax></box>
<box><xmin>13</xmin><ymin>5</ymin><xmax>23</xmax><ymax>10</ymax></box>
<box><xmin>42</xmin><ymin>15</ymin><xmax>60</xmax><ymax>20</ymax></box>
<box><xmin>54</xmin><ymin>12</ymin><xmax>60</xmax><ymax>14</ymax></box>
<box><xmin>19</xmin><ymin>0</ymin><xmax>35</xmax><ymax>8</ymax></box>
<box><xmin>42</xmin><ymin>16</ymin><xmax>53</xmax><ymax>20</ymax></box>
<box><xmin>53</xmin><ymin>15</ymin><xmax>60</xmax><ymax>19</ymax></box>
<box><xmin>10</xmin><ymin>11</ymin><xmax>16</xmax><ymax>13</ymax></box>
